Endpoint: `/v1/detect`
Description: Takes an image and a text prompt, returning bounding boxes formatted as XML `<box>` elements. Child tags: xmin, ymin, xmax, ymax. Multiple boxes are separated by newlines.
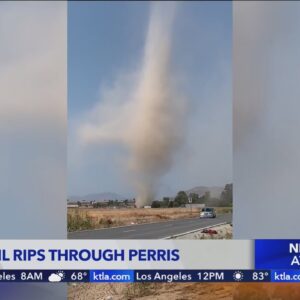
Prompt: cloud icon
<box><xmin>48</xmin><ymin>273</ymin><xmax>62</xmax><ymax>282</ymax></box>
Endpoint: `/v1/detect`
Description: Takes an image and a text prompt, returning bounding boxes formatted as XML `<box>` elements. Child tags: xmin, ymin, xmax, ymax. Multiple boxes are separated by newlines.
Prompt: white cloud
<box><xmin>48</xmin><ymin>273</ymin><xmax>62</xmax><ymax>283</ymax></box>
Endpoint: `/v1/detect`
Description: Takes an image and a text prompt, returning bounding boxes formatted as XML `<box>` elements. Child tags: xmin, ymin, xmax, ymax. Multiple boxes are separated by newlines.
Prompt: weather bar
<box><xmin>0</xmin><ymin>270</ymin><xmax>276</xmax><ymax>283</ymax></box>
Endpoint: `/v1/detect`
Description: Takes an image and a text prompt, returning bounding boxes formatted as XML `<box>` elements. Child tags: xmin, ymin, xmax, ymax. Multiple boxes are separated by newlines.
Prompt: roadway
<box><xmin>68</xmin><ymin>213</ymin><xmax>232</xmax><ymax>239</ymax></box>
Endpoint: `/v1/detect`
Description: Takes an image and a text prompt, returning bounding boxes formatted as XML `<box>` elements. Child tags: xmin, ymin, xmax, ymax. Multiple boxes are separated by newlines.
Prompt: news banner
<box><xmin>0</xmin><ymin>240</ymin><xmax>299</xmax><ymax>283</ymax></box>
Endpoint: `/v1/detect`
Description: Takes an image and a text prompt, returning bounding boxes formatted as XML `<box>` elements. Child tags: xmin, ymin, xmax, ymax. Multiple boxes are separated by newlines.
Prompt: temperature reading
<box><xmin>252</xmin><ymin>272</ymin><xmax>269</xmax><ymax>281</ymax></box>
<box><xmin>70</xmin><ymin>272</ymin><xmax>88</xmax><ymax>281</ymax></box>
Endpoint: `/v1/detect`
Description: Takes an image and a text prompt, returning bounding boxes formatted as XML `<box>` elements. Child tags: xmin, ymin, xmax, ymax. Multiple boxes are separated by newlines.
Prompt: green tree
<box><xmin>174</xmin><ymin>191</ymin><xmax>188</xmax><ymax>207</ymax></box>
<box><xmin>204</xmin><ymin>191</ymin><xmax>211</xmax><ymax>203</ymax></box>
<box><xmin>220</xmin><ymin>183</ymin><xmax>233</xmax><ymax>206</ymax></box>
<box><xmin>162</xmin><ymin>197</ymin><xmax>170</xmax><ymax>207</ymax></box>
<box><xmin>168</xmin><ymin>201</ymin><xmax>174</xmax><ymax>208</ymax></box>
<box><xmin>151</xmin><ymin>200</ymin><xmax>161</xmax><ymax>208</ymax></box>
<box><xmin>189</xmin><ymin>193</ymin><xmax>200</xmax><ymax>203</ymax></box>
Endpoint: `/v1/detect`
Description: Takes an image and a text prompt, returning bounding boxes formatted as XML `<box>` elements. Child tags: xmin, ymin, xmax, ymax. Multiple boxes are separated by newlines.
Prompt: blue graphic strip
<box><xmin>255</xmin><ymin>240</ymin><xmax>300</xmax><ymax>269</ymax></box>
<box><xmin>134</xmin><ymin>270</ymin><xmax>271</xmax><ymax>282</ymax></box>
<box><xmin>272</xmin><ymin>270</ymin><xmax>300</xmax><ymax>282</ymax></box>
<box><xmin>90</xmin><ymin>270</ymin><xmax>134</xmax><ymax>282</ymax></box>
<box><xmin>0</xmin><ymin>269</ymin><xmax>272</xmax><ymax>283</ymax></box>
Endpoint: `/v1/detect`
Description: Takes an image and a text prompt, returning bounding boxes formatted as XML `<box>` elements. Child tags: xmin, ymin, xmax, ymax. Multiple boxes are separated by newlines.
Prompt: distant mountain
<box><xmin>68</xmin><ymin>192</ymin><xmax>126</xmax><ymax>202</ymax></box>
<box><xmin>185</xmin><ymin>186</ymin><xmax>224</xmax><ymax>199</ymax></box>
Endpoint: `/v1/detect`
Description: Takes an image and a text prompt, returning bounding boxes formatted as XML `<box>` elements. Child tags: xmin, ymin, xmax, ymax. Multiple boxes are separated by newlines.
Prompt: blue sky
<box><xmin>68</xmin><ymin>1</ymin><xmax>232</xmax><ymax>197</ymax></box>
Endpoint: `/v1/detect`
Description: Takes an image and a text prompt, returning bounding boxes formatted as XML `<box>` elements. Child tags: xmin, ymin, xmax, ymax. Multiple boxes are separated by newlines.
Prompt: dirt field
<box><xmin>68</xmin><ymin>282</ymin><xmax>300</xmax><ymax>300</ymax></box>
<box><xmin>67</xmin><ymin>207</ymin><xmax>232</xmax><ymax>232</ymax></box>
<box><xmin>68</xmin><ymin>282</ymin><xmax>233</xmax><ymax>300</ymax></box>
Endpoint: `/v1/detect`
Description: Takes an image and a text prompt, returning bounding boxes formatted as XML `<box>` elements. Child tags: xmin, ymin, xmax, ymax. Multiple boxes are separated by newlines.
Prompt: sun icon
<box><xmin>56</xmin><ymin>271</ymin><xmax>66</xmax><ymax>280</ymax></box>
<box><xmin>233</xmin><ymin>271</ymin><xmax>244</xmax><ymax>281</ymax></box>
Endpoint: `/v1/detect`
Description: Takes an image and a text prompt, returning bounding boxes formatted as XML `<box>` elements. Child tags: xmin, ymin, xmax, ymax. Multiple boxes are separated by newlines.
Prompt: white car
<box><xmin>200</xmin><ymin>207</ymin><xmax>216</xmax><ymax>218</ymax></box>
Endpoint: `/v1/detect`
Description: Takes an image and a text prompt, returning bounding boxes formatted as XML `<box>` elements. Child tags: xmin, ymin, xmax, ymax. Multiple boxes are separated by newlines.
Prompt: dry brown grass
<box><xmin>67</xmin><ymin>207</ymin><xmax>232</xmax><ymax>232</ymax></box>
<box><xmin>68</xmin><ymin>207</ymin><xmax>196</xmax><ymax>231</ymax></box>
